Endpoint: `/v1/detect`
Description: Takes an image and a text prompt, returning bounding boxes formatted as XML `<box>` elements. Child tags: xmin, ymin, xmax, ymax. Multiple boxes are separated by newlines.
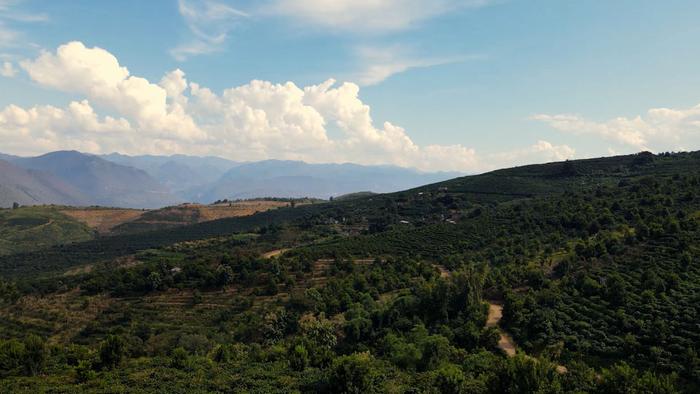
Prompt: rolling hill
<box><xmin>0</xmin><ymin>200</ymin><xmax>301</xmax><ymax>256</ymax></box>
<box><xmin>0</xmin><ymin>151</ymin><xmax>698</xmax><ymax>392</ymax></box>
<box><xmin>0</xmin><ymin>206</ymin><xmax>94</xmax><ymax>255</ymax></box>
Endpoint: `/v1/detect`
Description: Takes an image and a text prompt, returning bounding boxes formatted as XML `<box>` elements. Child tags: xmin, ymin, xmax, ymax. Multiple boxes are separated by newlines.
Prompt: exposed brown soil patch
<box><xmin>486</xmin><ymin>301</ymin><xmax>566</xmax><ymax>373</ymax></box>
<box><xmin>435</xmin><ymin>264</ymin><xmax>451</xmax><ymax>278</ymax></box>
<box><xmin>61</xmin><ymin>208</ymin><xmax>144</xmax><ymax>234</ymax></box>
<box><xmin>262</xmin><ymin>248</ymin><xmax>290</xmax><ymax>259</ymax></box>
<box><xmin>201</xmin><ymin>200</ymin><xmax>291</xmax><ymax>220</ymax></box>
<box><xmin>486</xmin><ymin>303</ymin><xmax>503</xmax><ymax>328</ymax></box>
<box><xmin>497</xmin><ymin>333</ymin><xmax>517</xmax><ymax>357</ymax></box>
<box><xmin>63</xmin><ymin>200</ymin><xmax>292</xmax><ymax>235</ymax></box>
<box><xmin>486</xmin><ymin>303</ymin><xmax>518</xmax><ymax>357</ymax></box>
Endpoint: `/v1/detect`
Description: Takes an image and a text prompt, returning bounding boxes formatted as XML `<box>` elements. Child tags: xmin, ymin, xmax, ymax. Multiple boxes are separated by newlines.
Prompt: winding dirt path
<box><xmin>486</xmin><ymin>302</ymin><xmax>517</xmax><ymax>357</ymax></box>
<box><xmin>435</xmin><ymin>264</ymin><xmax>451</xmax><ymax>279</ymax></box>
<box><xmin>261</xmin><ymin>249</ymin><xmax>289</xmax><ymax>259</ymax></box>
<box><xmin>486</xmin><ymin>301</ymin><xmax>567</xmax><ymax>373</ymax></box>
<box><xmin>430</xmin><ymin>262</ymin><xmax>567</xmax><ymax>372</ymax></box>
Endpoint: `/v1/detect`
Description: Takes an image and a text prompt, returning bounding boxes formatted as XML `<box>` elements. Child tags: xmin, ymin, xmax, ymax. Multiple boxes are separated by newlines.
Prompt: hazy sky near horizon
<box><xmin>1</xmin><ymin>0</ymin><xmax>700</xmax><ymax>172</ymax></box>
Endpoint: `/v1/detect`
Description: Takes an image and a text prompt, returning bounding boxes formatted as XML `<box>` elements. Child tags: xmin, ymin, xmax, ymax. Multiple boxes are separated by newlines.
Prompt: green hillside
<box><xmin>0</xmin><ymin>151</ymin><xmax>698</xmax><ymax>392</ymax></box>
<box><xmin>0</xmin><ymin>206</ymin><xmax>95</xmax><ymax>255</ymax></box>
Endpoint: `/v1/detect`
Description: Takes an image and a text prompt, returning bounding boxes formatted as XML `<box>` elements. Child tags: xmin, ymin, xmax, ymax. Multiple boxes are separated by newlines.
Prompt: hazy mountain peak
<box><xmin>3</xmin><ymin>151</ymin><xmax>181</xmax><ymax>208</ymax></box>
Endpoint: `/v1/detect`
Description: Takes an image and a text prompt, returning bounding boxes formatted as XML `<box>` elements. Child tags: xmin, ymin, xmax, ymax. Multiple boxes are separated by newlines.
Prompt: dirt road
<box><xmin>486</xmin><ymin>302</ymin><xmax>517</xmax><ymax>357</ymax></box>
<box><xmin>261</xmin><ymin>249</ymin><xmax>289</xmax><ymax>259</ymax></box>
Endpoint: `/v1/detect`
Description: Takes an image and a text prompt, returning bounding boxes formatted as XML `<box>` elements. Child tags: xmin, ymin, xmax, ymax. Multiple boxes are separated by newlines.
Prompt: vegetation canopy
<box><xmin>0</xmin><ymin>151</ymin><xmax>699</xmax><ymax>392</ymax></box>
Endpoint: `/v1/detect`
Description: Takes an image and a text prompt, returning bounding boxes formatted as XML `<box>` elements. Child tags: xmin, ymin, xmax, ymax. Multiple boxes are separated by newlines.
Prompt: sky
<box><xmin>1</xmin><ymin>0</ymin><xmax>700</xmax><ymax>173</ymax></box>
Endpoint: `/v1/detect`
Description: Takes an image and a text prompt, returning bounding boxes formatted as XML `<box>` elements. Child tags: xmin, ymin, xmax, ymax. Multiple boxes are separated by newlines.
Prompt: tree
<box><xmin>299</xmin><ymin>314</ymin><xmax>337</xmax><ymax>367</ymax></box>
<box><xmin>561</xmin><ymin>160</ymin><xmax>578</xmax><ymax>177</ymax></box>
<box><xmin>597</xmin><ymin>362</ymin><xmax>678</xmax><ymax>394</ymax></box>
<box><xmin>0</xmin><ymin>339</ymin><xmax>25</xmax><ymax>376</ymax></box>
<box><xmin>328</xmin><ymin>352</ymin><xmax>383</xmax><ymax>394</ymax></box>
<box><xmin>265</xmin><ymin>277</ymin><xmax>279</xmax><ymax>295</ymax></box>
<box><xmin>479</xmin><ymin>327</ymin><xmax>501</xmax><ymax>349</ymax></box>
<box><xmin>383</xmin><ymin>333</ymin><xmax>421</xmax><ymax>370</ymax></box>
<box><xmin>147</xmin><ymin>271</ymin><xmax>162</xmax><ymax>291</ymax></box>
<box><xmin>192</xmin><ymin>289</ymin><xmax>203</xmax><ymax>305</ymax></box>
<box><xmin>433</xmin><ymin>364</ymin><xmax>468</xmax><ymax>394</ymax></box>
<box><xmin>216</xmin><ymin>264</ymin><xmax>234</xmax><ymax>287</ymax></box>
<box><xmin>289</xmin><ymin>344</ymin><xmax>309</xmax><ymax>371</ymax></box>
<box><xmin>11</xmin><ymin>202</ymin><xmax>19</xmax><ymax>210</ymax></box>
<box><xmin>495</xmin><ymin>355</ymin><xmax>561</xmax><ymax>394</ymax></box>
<box><xmin>22</xmin><ymin>335</ymin><xmax>46</xmax><ymax>376</ymax></box>
<box><xmin>177</xmin><ymin>334</ymin><xmax>210</xmax><ymax>355</ymax></box>
<box><xmin>99</xmin><ymin>335</ymin><xmax>126</xmax><ymax>369</ymax></box>
<box><xmin>170</xmin><ymin>347</ymin><xmax>189</xmax><ymax>369</ymax></box>
<box><xmin>605</xmin><ymin>274</ymin><xmax>629</xmax><ymax>306</ymax></box>
<box><xmin>210</xmin><ymin>344</ymin><xmax>234</xmax><ymax>363</ymax></box>
<box><xmin>75</xmin><ymin>360</ymin><xmax>96</xmax><ymax>383</ymax></box>
<box><xmin>419</xmin><ymin>334</ymin><xmax>452</xmax><ymax>371</ymax></box>
<box><xmin>682</xmin><ymin>348</ymin><xmax>700</xmax><ymax>382</ymax></box>
<box><xmin>343</xmin><ymin>303</ymin><xmax>372</xmax><ymax>342</ymax></box>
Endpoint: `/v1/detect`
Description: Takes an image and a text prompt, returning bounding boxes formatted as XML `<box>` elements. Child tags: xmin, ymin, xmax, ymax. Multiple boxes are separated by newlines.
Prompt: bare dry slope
<box><xmin>63</xmin><ymin>200</ymin><xmax>293</xmax><ymax>235</ymax></box>
<box><xmin>61</xmin><ymin>208</ymin><xmax>145</xmax><ymax>234</ymax></box>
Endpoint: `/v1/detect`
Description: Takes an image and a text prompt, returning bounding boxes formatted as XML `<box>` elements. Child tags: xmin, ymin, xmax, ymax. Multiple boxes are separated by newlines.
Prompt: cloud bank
<box><xmin>532</xmin><ymin>103</ymin><xmax>700</xmax><ymax>152</ymax></box>
<box><xmin>1</xmin><ymin>41</ymin><xmax>574</xmax><ymax>173</ymax></box>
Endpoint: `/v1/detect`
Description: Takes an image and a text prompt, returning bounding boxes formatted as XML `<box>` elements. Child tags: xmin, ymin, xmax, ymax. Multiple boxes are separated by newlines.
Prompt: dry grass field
<box><xmin>61</xmin><ymin>208</ymin><xmax>145</xmax><ymax>234</ymax></box>
<box><xmin>195</xmin><ymin>200</ymin><xmax>292</xmax><ymax>220</ymax></box>
<box><xmin>61</xmin><ymin>200</ymin><xmax>293</xmax><ymax>235</ymax></box>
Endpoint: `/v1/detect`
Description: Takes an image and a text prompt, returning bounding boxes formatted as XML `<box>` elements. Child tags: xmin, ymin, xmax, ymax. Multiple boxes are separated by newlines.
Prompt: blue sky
<box><xmin>1</xmin><ymin>0</ymin><xmax>700</xmax><ymax>172</ymax></box>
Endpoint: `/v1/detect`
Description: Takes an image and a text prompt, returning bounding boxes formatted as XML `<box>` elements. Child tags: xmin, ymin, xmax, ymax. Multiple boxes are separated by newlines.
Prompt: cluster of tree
<box><xmin>1</xmin><ymin>151</ymin><xmax>699</xmax><ymax>391</ymax></box>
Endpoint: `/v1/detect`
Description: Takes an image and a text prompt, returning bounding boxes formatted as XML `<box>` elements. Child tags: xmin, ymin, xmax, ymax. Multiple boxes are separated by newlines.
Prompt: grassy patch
<box><xmin>0</xmin><ymin>206</ymin><xmax>94</xmax><ymax>255</ymax></box>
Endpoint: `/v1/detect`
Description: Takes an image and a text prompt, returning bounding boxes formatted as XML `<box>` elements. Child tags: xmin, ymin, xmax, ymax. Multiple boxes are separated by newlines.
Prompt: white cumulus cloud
<box><xmin>2</xmin><ymin>40</ymin><xmax>579</xmax><ymax>173</ymax></box>
<box><xmin>532</xmin><ymin>102</ymin><xmax>700</xmax><ymax>152</ymax></box>
<box><xmin>21</xmin><ymin>41</ymin><xmax>203</xmax><ymax>140</ymax></box>
<box><xmin>486</xmin><ymin>140</ymin><xmax>575</xmax><ymax>169</ymax></box>
<box><xmin>0</xmin><ymin>100</ymin><xmax>132</xmax><ymax>156</ymax></box>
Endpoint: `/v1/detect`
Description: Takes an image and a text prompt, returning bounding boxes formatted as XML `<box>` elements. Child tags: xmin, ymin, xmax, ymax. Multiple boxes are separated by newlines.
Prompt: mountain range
<box><xmin>0</xmin><ymin>151</ymin><xmax>461</xmax><ymax>208</ymax></box>
<box><xmin>1</xmin><ymin>151</ymin><xmax>181</xmax><ymax>208</ymax></box>
<box><xmin>192</xmin><ymin>160</ymin><xmax>460</xmax><ymax>201</ymax></box>
<box><xmin>0</xmin><ymin>158</ymin><xmax>90</xmax><ymax>207</ymax></box>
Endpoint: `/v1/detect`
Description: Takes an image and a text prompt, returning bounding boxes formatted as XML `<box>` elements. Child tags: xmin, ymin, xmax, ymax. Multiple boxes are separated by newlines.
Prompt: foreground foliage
<box><xmin>0</xmin><ymin>151</ymin><xmax>699</xmax><ymax>392</ymax></box>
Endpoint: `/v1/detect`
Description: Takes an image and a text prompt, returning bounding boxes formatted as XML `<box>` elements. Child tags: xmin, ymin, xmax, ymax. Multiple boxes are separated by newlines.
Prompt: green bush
<box><xmin>328</xmin><ymin>352</ymin><xmax>384</xmax><ymax>394</ymax></box>
<box><xmin>170</xmin><ymin>347</ymin><xmax>189</xmax><ymax>369</ymax></box>
<box><xmin>98</xmin><ymin>335</ymin><xmax>126</xmax><ymax>369</ymax></box>
<box><xmin>74</xmin><ymin>359</ymin><xmax>96</xmax><ymax>383</ymax></box>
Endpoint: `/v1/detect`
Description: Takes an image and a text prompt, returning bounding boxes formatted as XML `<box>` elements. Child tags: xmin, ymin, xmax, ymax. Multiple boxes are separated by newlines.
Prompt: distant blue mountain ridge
<box><xmin>0</xmin><ymin>150</ymin><xmax>462</xmax><ymax>208</ymax></box>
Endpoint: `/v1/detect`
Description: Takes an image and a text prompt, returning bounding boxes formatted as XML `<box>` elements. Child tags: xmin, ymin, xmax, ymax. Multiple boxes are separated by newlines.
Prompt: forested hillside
<box><xmin>0</xmin><ymin>151</ymin><xmax>698</xmax><ymax>393</ymax></box>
